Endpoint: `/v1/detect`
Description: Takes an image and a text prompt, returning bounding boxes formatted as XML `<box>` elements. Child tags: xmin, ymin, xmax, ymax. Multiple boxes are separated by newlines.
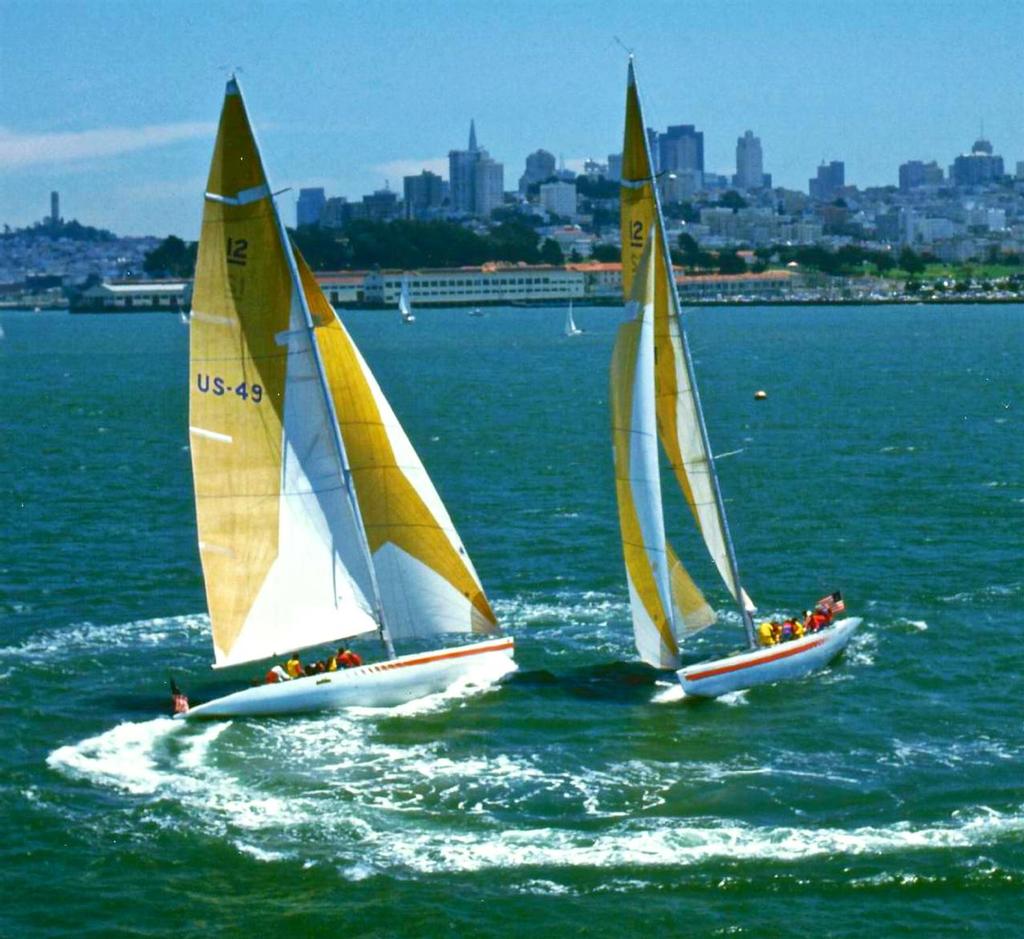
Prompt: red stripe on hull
<box><xmin>683</xmin><ymin>636</ymin><xmax>826</xmax><ymax>682</ymax></box>
<box><xmin>379</xmin><ymin>638</ymin><xmax>514</xmax><ymax>672</ymax></box>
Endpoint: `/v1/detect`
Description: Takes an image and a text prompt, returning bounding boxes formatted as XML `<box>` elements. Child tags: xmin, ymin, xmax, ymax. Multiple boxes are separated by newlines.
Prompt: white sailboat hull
<box><xmin>180</xmin><ymin>637</ymin><xmax>514</xmax><ymax>719</ymax></box>
<box><xmin>676</xmin><ymin>617</ymin><xmax>861</xmax><ymax>698</ymax></box>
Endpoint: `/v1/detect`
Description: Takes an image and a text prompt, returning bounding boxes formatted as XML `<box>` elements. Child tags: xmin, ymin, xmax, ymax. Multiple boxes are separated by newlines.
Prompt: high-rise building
<box><xmin>403</xmin><ymin>170</ymin><xmax>445</xmax><ymax>219</ymax></box>
<box><xmin>540</xmin><ymin>181</ymin><xmax>577</xmax><ymax>219</ymax></box>
<box><xmin>296</xmin><ymin>187</ymin><xmax>326</xmax><ymax>227</ymax></box>
<box><xmin>361</xmin><ymin>186</ymin><xmax>401</xmax><ymax>222</ymax></box>
<box><xmin>733</xmin><ymin>131</ymin><xmax>764</xmax><ymax>191</ymax></box>
<box><xmin>950</xmin><ymin>138</ymin><xmax>1004</xmax><ymax>187</ymax></box>
<box><xmin>519</xmin><ymin>149</ymin><xmax>556</xmax><ymax>194</ymax></box>
<box><xmin>606</xmin><ymin>153</ymin><xmax>623</xmax><ymax>182</ymax></box>
<box><xmin>321</xmin><ymin>197</ymin><xmax>349</xmax><ymax>229</ymax></box>
<box><xmin>449</xmin><ymin>120</ymin><xmax>503</xmax><ymax>218</ymax></box>
<box><xmin>473</xmin><ymin>156</ymin><xmax>504</xmax><ymax>219</ymax></box>
<box><xmin>809</xmin><ymin>161</ymin><xmax>845</xmax><ymax>201</ymax></box>
<box><xmin>50</xmin><ymin>191</ymin><xmax>60</xmax><ymax>225</ymax></box>
<box><xmin>658</xmin><ymin>125</ymin><xmax>704</xmax><ymax>175</ymax></box>
<box><xmin>898</xmin><ymin>160</ymin><xmax>944</xmax><ymax>192</ymax></box>
<box><xmin>448</xmin><ymin>120</ymin><xmax>480</xmax><ymax>214</ymax></box>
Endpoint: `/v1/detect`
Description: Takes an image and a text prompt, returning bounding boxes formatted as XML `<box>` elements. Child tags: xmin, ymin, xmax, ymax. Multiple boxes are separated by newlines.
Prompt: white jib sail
<box><xmin>611</xmin><ymin>241</ymin><xmax>681</xmax><ymax>668</ymax></box>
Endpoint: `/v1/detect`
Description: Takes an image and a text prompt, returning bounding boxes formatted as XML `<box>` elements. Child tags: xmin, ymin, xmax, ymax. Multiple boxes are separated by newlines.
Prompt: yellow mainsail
<box><xmin>295</xmin><ymin>251</ymin><xmax>498</xmax><ymax>640</ymax></box>
<box><xmin>617</xmin><ymin>59</ymin><xmax>752</xmax><ymax>622</ymax></box>
<box><xmin>189</xmin><ymin>78</ymin><xmax>379</xmax><ymax>667</ymax></box>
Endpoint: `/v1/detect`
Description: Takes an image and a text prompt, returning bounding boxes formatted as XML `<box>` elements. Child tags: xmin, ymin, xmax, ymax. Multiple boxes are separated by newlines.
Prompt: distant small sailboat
<box><xmin>398</xmin><ymin>276</ymin><xmax>415</xmax><ymax>324</ymax></box>
<box><xmin>468</xmin><ymin>307</ymin><xmax>484</xmax><ymax>318</ymax></box>
<box><xmin>179</xmin><ymin>77</ymin><xmax>513</xmax><ymax>719</ymax></box>
<box><xmin>179</xmin><ymin>311</ymin><xmax>189</xmax><ymax>326</ymax></box>
<box><xmin>564</xmin><ymin>300</ymin><xmax>583</xmax><ymax>337</ymax></box>
<box><xmin>610</xmin><ymin>58</ymin><xmax>860</xmax><ymax>699</ymax></box>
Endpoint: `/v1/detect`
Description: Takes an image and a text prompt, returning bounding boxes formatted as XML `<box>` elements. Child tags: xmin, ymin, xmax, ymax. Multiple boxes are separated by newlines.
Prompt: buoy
<box><xmin>754</xmin><ymin>389</ymin><xmax>767</xmax><ymax>400</ymax></box>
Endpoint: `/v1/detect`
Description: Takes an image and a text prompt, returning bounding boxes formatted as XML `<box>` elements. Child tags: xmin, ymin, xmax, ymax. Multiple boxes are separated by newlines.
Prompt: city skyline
<box><xmin>2</xmin><ymin>0</ymin><xmax>1022</xmax><ymax>238</ymax></box>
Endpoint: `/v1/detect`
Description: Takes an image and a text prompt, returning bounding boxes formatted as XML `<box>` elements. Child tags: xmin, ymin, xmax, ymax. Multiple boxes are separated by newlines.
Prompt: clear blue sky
<box><xmin>2</xmin><ymin>0</ymin><xmax>1022</xmax><ymax>238</ymax></box>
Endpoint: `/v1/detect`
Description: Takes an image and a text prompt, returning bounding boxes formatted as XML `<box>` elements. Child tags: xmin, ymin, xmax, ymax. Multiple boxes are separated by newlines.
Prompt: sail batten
<box><xmin>618</xmin><ymin>58</ymin><xmax>754</xmax><ymax>638</ymax></box>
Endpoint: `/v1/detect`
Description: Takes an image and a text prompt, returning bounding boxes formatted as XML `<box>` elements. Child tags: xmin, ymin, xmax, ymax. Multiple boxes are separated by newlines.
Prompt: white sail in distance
<box><xmin>399</xmin><ymin>276</ymin><xmax>415</xmax><ymax>322</ymax></box>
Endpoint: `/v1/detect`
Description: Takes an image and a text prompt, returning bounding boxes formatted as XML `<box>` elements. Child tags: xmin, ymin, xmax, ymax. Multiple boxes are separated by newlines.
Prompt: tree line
<box><xmin>143</xmin><ymin>219</ymin><xmax>568</xmax><ymax>277</ymax></box>
<box><xmin>141</xmin><ymin>221</ymin><xmax>992</xmax><ymax>280</ymax></box>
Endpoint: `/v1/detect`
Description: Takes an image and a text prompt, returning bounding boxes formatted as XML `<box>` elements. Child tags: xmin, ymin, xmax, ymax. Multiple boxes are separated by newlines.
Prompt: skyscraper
<box><xmin>734</xmin><ymin>131</ymin><xmax>764</xmax><ymax>190</ymax></box>
<box><xmin>448</xmin><ymin>120</ymin><xmax>480</xmax><ymax>214</ymax></box>
<box><xmin>809</xmin><ymin>161</ymin><xmax>845</xmax><ymax>201</ymax></box>
<box><xmin>519</xmin><ymin>149</ymin><xmax>556</xmax><ymax>194</ymax></box>
<box><xmin>898</xmin><ymin>160</ymin><xmax>944</xmax><ymax>192</ymax></box>
<box><xmin>50</xmin><ymin>191</ymin><xmax>60</xmax><ymax>225</ymax></box>
<box><xmin>403</xmin><ymin>170</ymin><xmax>445</xmax><ymax>219</ymax></box>
<box><xmin>658</xmin><ymin>125</ymin><xmax>704</xmax><ymax>175</ymax></box>
<box><xmin>296</xmin><ymin>187</ymin><xmax>326</xmax><ymax>227</ymax></box>
<box><xmin>448</xmin><ymin>120</ymin><xmax>503</xmax><ymax>218</ymax></box>
<box><xmin>473</xmin><ymin>156</ymin><xmax>504</xmax><ymax>219</ymax></box>
<box><xmin>950</xmin><ymin>138</ymin><xmax>1004</xmax><ymax>186</ymax></box>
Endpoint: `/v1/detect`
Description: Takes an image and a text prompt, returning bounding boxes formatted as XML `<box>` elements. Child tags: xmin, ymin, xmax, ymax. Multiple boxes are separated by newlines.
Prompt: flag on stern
<box><xmin>817</xmin><ymin>591</ymin><xmax>845</xmax><ymax>614</ymax></box>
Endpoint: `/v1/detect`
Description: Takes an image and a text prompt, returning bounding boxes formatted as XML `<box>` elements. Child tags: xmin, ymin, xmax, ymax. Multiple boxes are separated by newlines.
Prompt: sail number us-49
<box><xmin>195</xmin><ymin>374</ymin><xmax>263</xmax><ymax>403</ymax></box>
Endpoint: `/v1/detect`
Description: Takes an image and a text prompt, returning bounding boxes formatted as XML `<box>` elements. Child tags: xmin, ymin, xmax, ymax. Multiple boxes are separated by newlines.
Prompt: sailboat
<box><xmin>611</xmin><ymin>58</ymin><xmax>860</xmax><ymax>699</ymax></box>
<box><xmin>564</xmin><ymin>300</ymin><xmax>583</xmax><ymax>337</ymax></box>
<box><xmin>398</xmin><ymin>275</ymin><xmax>415</xmax><ymax>323</ymax></box>
<box><xmin>180</xmin><ymin>78</ymin><xmax>513</xmax><ymax>719</ymax></box>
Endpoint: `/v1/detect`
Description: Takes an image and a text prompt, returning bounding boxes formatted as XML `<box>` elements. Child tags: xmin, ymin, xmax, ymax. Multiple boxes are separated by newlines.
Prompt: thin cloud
<box><xmin>369</xmin><ymin>157</ymin><xmax>449</xmax><ymax>184</ymax></box>
<box><xmin>0</xmin><ymin>122</ymin><xmax>216</xmax><ymax>169</ymax></box>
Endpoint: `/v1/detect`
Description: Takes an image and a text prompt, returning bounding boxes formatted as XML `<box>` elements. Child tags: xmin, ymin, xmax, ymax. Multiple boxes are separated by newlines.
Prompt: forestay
<box><xmin>189</xmin><ymin>79</ymin><xmax>379</xmax><ymax>668</ymax></box>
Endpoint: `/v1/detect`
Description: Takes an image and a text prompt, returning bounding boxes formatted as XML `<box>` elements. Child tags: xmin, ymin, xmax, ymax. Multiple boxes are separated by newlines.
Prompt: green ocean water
<box><xmin>0</xmin><ymin>303</ymin><xmax>1021</xmax><ymax>938</ymax></box>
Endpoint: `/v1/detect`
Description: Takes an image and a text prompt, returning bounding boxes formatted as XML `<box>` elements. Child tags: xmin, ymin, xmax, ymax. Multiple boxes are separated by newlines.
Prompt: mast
<box><xmin>628</xmin><ymin>57</ymin><xmax>756</xmax><ymax>648</ymax></box>
<box><xmin>235</xmin><ymin>76</ymin><xmax>396</xmax><ymax>659</ymax></box>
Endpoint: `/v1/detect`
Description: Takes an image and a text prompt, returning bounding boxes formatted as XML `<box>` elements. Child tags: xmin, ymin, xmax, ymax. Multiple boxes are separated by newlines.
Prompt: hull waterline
<box><xmin>676</xmin><ymin>617</ymin><xmax>861</xmax><ymax>698</ymax></box>
<box><xmin>180</xmin><ymin>637</ymin><xmax>515</xmax><ymax>719</ymax></box>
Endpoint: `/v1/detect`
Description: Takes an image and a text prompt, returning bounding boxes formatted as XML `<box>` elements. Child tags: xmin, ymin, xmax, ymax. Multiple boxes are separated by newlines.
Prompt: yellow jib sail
<box><xmin>189</xmin><ymin>78</ymin><xmax>379</xmax><ymax>667</ymax></box>
<box><xmin>619</xmin><ymin>60</ymin><xmax>750</xmax><ymax>615</ymax></box>
<box><xmin>294</xmin><ymin>251</ymin><xmax>498</xmax><ymax>640</ymax></box>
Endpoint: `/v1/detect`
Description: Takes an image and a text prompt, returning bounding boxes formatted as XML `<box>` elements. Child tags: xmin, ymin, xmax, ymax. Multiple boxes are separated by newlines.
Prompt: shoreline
<box><xmin>2</xmin><ymin>295</ymin><xmax>1022</xmax><ymax>315</ymax></box>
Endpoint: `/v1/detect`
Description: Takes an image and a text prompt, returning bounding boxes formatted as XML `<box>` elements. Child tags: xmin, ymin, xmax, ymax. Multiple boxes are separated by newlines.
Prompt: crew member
<box><xmin>337</xmin><ymin>647</ymin><xmax>363</xmax><ymax>668</ymax></box>
<box><xmin>285</xmin><ymin>653</ymin><xmax>305</xmax><ymax>678</ymax></box>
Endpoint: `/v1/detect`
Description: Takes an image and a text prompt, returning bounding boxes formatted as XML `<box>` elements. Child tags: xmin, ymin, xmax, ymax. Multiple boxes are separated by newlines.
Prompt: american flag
<box><xmin>817</xmin><ymin>591</ymin><xmax>846</xmax><ymax>613</ymax></box>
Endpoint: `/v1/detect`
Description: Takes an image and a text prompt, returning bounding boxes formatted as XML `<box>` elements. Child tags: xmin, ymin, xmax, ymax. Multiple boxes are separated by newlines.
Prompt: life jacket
<box><xmin>285</xmin><ymin>658</ymin><xmax>303</xmax><ymax>678</ymax></box>
<box><xmin>339</xmin><ymin>650</ymin><xmax>362</xmax><ymax>668</ymax></box>
<box><xmin>326</xmin><ymin>655</ymin><xmax>339</xmax><ymax>672</ymax></box>
<box><xmin>810</xmin><ymin>613</ymin><xmax>829</xmax><ymax>631</ymax></box>
<box><xmin>781</xmin><ymin>622</ymin><xmax>793</xmax><ymax>640</ymax></box>
<box><xmin>792</xmin><ymin>620</ymin><xmax>805</xmax><ymax>639</ymax></box>
<box><xmin>758</xmin><ymin>622</ymin><xmax>775</xmax><ymax>646</ymax></box>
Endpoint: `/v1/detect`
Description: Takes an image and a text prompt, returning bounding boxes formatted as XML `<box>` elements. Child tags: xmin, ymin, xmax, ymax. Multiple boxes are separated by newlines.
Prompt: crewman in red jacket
<box><xmin>337</xmin><ymin>647</ymin><xmax>363</xmax><ymax>668</ymax></box>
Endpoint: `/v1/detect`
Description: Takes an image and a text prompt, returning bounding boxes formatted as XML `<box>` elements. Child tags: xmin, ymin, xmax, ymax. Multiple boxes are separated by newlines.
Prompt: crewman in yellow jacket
<box><xmin>758</xmin><ymin>621</ymin><xmax>776</xmax><ymax>647</ymax></box>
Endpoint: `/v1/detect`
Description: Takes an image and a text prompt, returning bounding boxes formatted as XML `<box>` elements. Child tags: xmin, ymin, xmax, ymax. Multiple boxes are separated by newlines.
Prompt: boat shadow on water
<box><xmin>508</xmin><ymin>660</ymin><xmax>663</xmax><ymax>704</ymax></box>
